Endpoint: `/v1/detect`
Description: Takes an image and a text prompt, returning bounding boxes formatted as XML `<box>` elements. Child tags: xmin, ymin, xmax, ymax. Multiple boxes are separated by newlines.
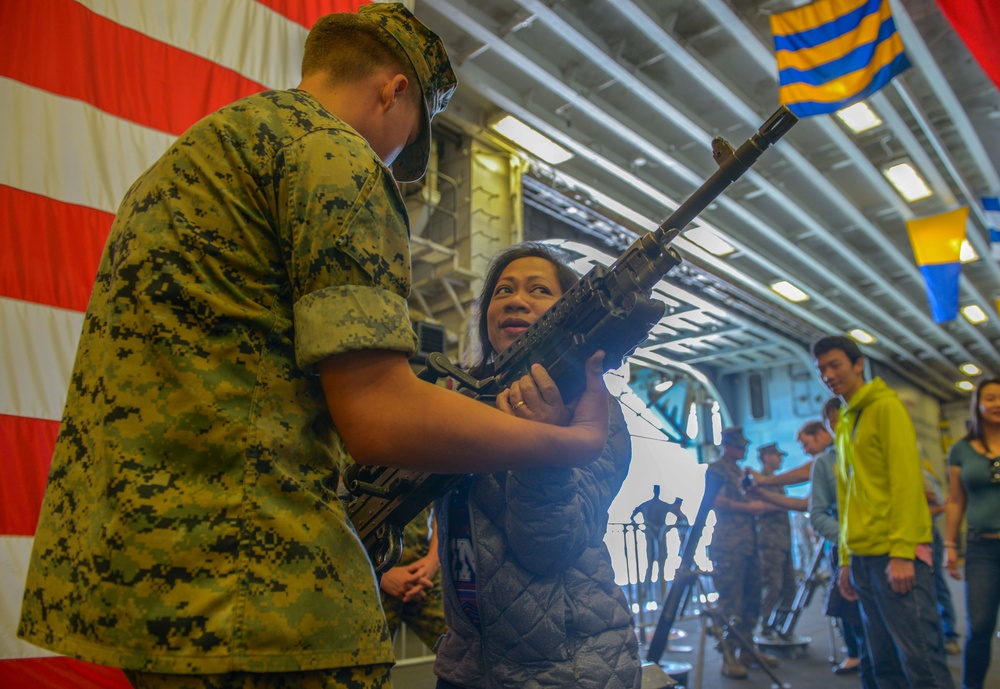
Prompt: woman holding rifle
<box><xmin>432</xmin><ymin>242</ymin><xmax>641</xmax><ymax>689</ymax></box>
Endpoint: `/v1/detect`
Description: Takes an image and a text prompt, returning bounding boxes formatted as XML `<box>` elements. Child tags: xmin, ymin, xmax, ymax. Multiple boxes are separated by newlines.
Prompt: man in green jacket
<box><xmin>812</xmin><ymin>336</ymin><xmax>953</xmax><ymax>689</ymax></box>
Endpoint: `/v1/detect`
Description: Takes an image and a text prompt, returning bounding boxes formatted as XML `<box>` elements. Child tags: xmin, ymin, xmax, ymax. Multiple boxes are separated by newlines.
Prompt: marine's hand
<box><xmin>407</xmin><ymin>553</ymin><xmax>440</xmax><ymax>582</ymax></box>
<box><xmin>400</xmin><ymin>578</ymin><xmax>433</xmax><ymax>603</ymax></box>
<box><xmin>381</xmin><ymin>563</ymin><xmax>434</xmax><ymax>603</ymax></box>
<box><xmin>743</xmin><ymin>499</ymin><xmax>773</xmax><ymax>516</ymax></box>
<box><xmin>380</xmin><ymin>566</ymin><xmax>419</xmax><ymax>601</ymax></box>
<box><xmin>497</xmin><ymin>363</ymin><xmax>571</xmax><ymax>425</ymax></box>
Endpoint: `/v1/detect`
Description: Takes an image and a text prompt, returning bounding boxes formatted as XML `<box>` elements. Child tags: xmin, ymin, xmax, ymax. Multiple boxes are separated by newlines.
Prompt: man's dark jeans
<box><xmin>850</xmin><ymin>554</ymin><xmax>954</xmax><ymax>689</ymax></box>
<box><xmin>963</xmin><ymin>537</ymin><xmax>1000</xmax><ymax>689</ymax></box>
<box><xmin>932</xmin><ymin>527</ymin><xmax>959</xmax><ymax>640</ymax></box>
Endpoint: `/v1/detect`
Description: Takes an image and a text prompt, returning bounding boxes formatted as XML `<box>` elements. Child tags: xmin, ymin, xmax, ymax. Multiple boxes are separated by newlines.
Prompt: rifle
<box><xmin>346</xmin><ymin>106</ymin><xmax>798</xmax><ymax>573</ymax></box>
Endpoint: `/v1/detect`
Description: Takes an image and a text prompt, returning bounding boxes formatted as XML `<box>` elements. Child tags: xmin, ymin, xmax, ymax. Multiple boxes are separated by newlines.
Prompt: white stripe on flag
<box><xmin>0</xmin><ymin>78</ymin><xmax>174</xmax><ymax>214</ymax></box>
<box><xmin>984</xmin><ymin>196</ymin><xmax>1000</xmax><ymax>260</ymax></box>
<box><xmin>0</xmin><ymin>535</ymin><xmax>58</xmax><ymax>659</ymax></box>
<box><xmin>80</xmin><ymin>0</ymin><xmax>307</xmax><ymax>90</ymax></box>
<box><xmin>0</xmin><ymin>298</ymin><xmax>83</xmax><ymax>422</ymax></box>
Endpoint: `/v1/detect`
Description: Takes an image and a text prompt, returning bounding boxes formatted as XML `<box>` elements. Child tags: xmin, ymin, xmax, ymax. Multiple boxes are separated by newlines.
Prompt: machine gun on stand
<box><xmin>345</xmin><ymin>106</ymin><xmax>798</xmax><ymax>573</ymax></box>
<box><xmin>647</xmin><ymin>470</ymin><xmax>789</xmax><ymax>688</ymax></box>
<box><xmin>646</xmin><ymin>469</ymin><xmax>723</xmax><ymax>664</ymax></box>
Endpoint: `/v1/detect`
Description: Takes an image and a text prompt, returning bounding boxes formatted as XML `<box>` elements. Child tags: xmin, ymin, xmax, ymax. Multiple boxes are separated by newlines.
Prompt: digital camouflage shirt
<box><xmin>707</xmin><ymin>459</ymin><xmax>757</xmax><ymax>558</ymax></box>
<box><xmin>18</xmin><ymin>89</ymin><xmax>417</xmax><ymax>673</ymax></box>
<box><xmin>757</xmin><ymin>482</ymin><xmax>792</xmax><ymax>552</ymax></box>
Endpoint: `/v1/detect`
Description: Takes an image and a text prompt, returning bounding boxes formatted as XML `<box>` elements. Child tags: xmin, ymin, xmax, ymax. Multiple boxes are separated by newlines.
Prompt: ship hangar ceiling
<box><xmin>406</xmin><ymin>0</ymin><xmax>1000</xmax><ymax>401</ymax></box>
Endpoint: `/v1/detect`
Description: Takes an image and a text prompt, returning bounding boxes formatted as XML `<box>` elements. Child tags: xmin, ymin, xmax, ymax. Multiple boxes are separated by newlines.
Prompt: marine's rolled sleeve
<box><xmin>282</xmin><ymin>127</ymin><xmax>418</xmax><ymax>367</ymax></box>
<box><xmin>295</xmin><ymin>284</ymin><xmax>417</xmax><ymax>367</ymax></box>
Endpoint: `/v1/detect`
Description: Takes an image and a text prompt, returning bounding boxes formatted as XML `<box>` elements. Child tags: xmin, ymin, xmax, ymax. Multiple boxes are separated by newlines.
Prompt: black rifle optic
<box><xmin>345</xmin><ymin>106</ymin><xmax>798</xmax><ymax>573</ymax></box>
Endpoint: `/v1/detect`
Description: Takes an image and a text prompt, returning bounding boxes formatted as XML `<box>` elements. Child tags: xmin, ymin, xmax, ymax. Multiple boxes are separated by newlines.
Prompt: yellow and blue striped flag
<box><xmin>771</xmin><ymin>0</ymin><xmax>911</xmax><ymax>117</ymax></box>
<box><xmin>905</xmin><ymin>208</ymin><xmax>968</xmax><ymax>323</ymax></box>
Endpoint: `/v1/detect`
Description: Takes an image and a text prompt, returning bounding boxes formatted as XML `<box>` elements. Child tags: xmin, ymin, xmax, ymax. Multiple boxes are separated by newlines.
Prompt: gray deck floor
<box><xmin>390</xmin><ymin>573</ymin><xmax>995</xmax><ymax>688</ymax></box>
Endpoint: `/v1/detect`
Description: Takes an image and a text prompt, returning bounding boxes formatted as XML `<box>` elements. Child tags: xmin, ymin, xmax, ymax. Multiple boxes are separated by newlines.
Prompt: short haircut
<box><xmin>797</xmin><ymin>420</ymin><xmax>827</xmax><ymax>438</ymax></box>
<box><xmin>467</xmin><ymin>242</ymin><xmax>578</xmax><ymax>372</ymax></box>
<box><xmin>822</xmin><ymin>396</ymin><xmax>842</xmax><ymax>420</ymax></box>
<box><xmin>811</xmin><ymin>335</ymin><xmax>863</xmax><ymax>365</ymax></box>
<box><xmin>302</xmin><ymin>14</ymin><xmax>419</xmax><ymax>106</ymax></box>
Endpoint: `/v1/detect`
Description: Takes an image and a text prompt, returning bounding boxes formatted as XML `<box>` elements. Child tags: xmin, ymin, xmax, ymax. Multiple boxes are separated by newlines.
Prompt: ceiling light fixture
<box><xmin>770</xmin><ymin>280</ymin><xmax>809</xmax><ymax>302</ymax></box>
<box><xmin>882</xmin><ymin>161</ymin><xmax>932</xmax><ymax>202</ymax></box>
<box><xmin>488</xmin><ymin>114</ymin><xmax>574</xmax><ymax>165</ymax></box>
<box><xmin>552</xmin><ymin>171</ymin><xmax>658</xmax><ymax>231</ymax></box>
<box><xmin>654</xmin><ymin>379</ymin><xmax>674</xmax><ymax>393</ymax></box>
<box><xmin>959</xmin><ymin>240</ymin><xmax>979</xmax><ymax>263</ymax></box>
<box><xmin>962</xmin><ymin>304</ymin><xmax>989</xmax><ymax>324</ymax></box>
<box><xmin>956</xmin><ymin>380</ymin><xmax>975</xmax><ymax>392</ymax></box>
<box><xmin>848</xmin><ymin>328</ymin><xmax>876</xmax><ymax>344</ymax></box>
<box><xmin>960</xmin><ymin>363</ymin><xmax>983</xmax><ymax>376</ymax></box>
<box><xmin>836</xmin><ymin>101</ymin><xmax>882</xmax><ymax>133</ymax></box>
<box><xmin>684</xmin><ymin>226</ymin><xmax>735</xmax><ymax>256</ymax></box>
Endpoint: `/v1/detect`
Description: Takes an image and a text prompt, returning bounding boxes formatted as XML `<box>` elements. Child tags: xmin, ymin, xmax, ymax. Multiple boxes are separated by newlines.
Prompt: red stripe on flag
<box><xmin>0</xmin><ymin>186</ymin><xmax>111</xmax><ymax>312</ymax></box>
<box><xmin>0</xmin><ymin>415</ymin><xmax>59</xmax><ymax>536</ymax></box>
<box><xmin>935</xmin><ymin>0</ymin><xmax>1000</xmax><ymax>90</ymax></box>
<box><xmin>0</xmin><ymin>0</ymin><xmax>267</xmax><ymax>135</ymax></box>
<box><xmin>0</xmin><ymin>657</ymin><xmax>131</xmax><ymax>689</ymax></box>
<box><xmin>256</xmin><ymin>0</ymin><xmax>371</xmax><ymax>29</ymax></box>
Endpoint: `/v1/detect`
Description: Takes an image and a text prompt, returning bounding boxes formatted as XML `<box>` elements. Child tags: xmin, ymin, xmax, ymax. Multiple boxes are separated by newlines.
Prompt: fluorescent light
<box><xmin>848</xmin><ymin>328</ymin><xmax>876</xmax><ymax>344</ymax></box>
<box><xmin>549</xmin><ymin>171</ymin><xmax>658</xmax><ymax>230</ymax></box>
<box><xmin>685</xmin><ymin>226</ymin><xmax>735</xmax><ymax>256</ymax></box>
<box><xmin>836</xmin><ymin>102</ymin><xmax>882</xmax><ymax>133</ymax></box>
<box><xmin>956</xmin><ymin>380</ymin><xmax>975</xmax><ymax>392</ymax></box>
<box><xmin>489</xmin><ymin>115</ymin><xmax>574</xmax><ymax>165</ymax></box>
<box><xmin>960</xmin><ymin>363</ymin><xmax>983</xmax><ymax>376</ymax></box>
<box><xmin>586</xmin><ymin>187</ymin><xmax>655</xmax><ymax>230</ymax></box>
<box><xmin>654</xmin><ymin>379</ymin><xmax>674</xmax><ymax>392</ymax></box>
<box><xmin>686</xmin><ymin>402</ymin><xmax>699</xmax><ymax>440</ymax></box>
<box><xmin>882</xmin><ymin>162</ymin><xmax>932</xmax><ymax>202</ymax></box>
<box><xmin>960</xmin><ymin>240</ymin><xmax>979</xmax><ymax>263</ymax></box>
<box><xmin>962</xmin><ymin>304</ymin><xmax>989</xmax><ymax>324</ymax></box>
<box><xmin>770</xmin><ymin>280</ymin><xmax>809</xmax><ymax>302</ymax></box>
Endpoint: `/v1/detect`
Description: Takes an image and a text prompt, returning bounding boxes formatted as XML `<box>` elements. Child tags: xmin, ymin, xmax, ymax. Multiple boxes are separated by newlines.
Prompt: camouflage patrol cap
<box><xmin>757</xmin><ymin>442</ymin><xmax>788</xmax><ymax>458</ymax></box>
<box><xmin>359</xmin><ymin>2</ymin><xmax>458</xmax><ymax>182</ymax></box>
<box><xmin>720</xmin><ymin>426</ymin><xmax>750</xmax><ymax>448</ymax></box>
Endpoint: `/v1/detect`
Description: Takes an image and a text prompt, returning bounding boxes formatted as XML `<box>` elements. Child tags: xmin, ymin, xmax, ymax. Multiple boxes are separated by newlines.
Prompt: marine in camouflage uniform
<box><xmin>18</xmin><ymin>4</ymin><xmax>456</xmax><ymax>687</ymax></box>
<box><xmin>755</xmin><ymin>443</ymin><xmax>797</xmax><ymax>634</ymax></box>
<box><xmin>706</xmin><ymin>426</ymin><xmax>776</xmax><ymax>677</ymax></box>
<box><xmin>379</xmin><ymin>507</ymin><xmax>448</xmax><ymax>651</ymax></box>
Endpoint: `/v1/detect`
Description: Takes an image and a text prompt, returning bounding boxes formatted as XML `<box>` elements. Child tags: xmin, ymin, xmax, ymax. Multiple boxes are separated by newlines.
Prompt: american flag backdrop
<box><xmin>0</xmin><ymin>1</ymin><xmax>368</xmax><ymax>686</ymax></box>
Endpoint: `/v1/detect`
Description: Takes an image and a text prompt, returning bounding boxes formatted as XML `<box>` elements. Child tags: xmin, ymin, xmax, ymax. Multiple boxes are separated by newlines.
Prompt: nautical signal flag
<box><xmin>905</xmin><ymin>208</ymin><xmax>968</xmax><ymax>323</ymax></box>
<box><xmin>984</xmin><ymin>196</ymin><xmax>1000</xmax><ymax>260</ymax></box>
<box><xmin>771</xmin><ymin>0</ymin><xmax>912</xmax><ymax>118</ymax></box>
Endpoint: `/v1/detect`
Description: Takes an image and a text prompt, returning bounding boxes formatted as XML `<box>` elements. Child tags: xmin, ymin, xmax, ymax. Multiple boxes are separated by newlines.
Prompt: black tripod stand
<box><xmin>646</xmin><ymin>470</ymin><xmax>789</xmax><ymax>689</ymax></box>
<box><xmin>770</xmin><ymin>538</ymin><xmax>827</xmax><ymax>638</ymax></box>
